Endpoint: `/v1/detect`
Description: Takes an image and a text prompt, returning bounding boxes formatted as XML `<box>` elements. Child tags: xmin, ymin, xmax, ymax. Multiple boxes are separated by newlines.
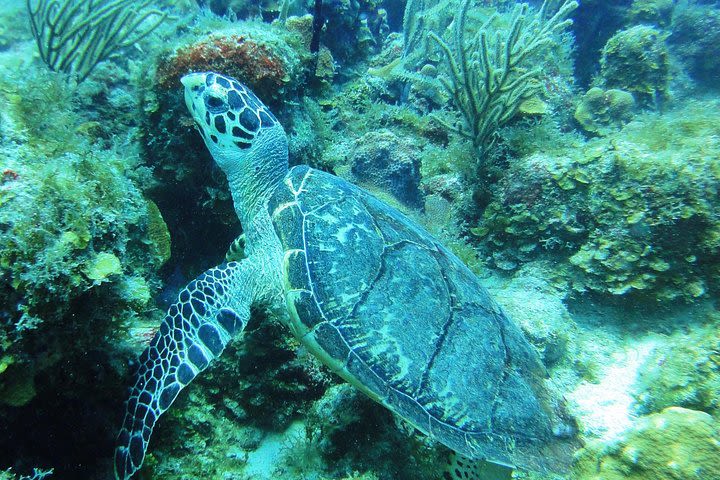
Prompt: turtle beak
<box><xmin>181</xmin><ymin>72</ymin><xmax>206</xmax><ymax>90</ymax></box>
<box><xmin>181</xmin><ymin>73</ymin><xmax>207</xmax><ymax>123</ymax></box>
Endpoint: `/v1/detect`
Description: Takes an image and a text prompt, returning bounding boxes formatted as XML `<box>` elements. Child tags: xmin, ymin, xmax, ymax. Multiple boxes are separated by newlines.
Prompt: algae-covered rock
<box><xmin>574</xmin><ymin>407</ymin><xmax>720</xmax><ymax>479</ymax></box>
<box><xmin>348</xmin><ymin>129</ymin><xmax>423</xmax><ymax>209</ymax></box>
<box><xmin>634</xmin><ymin>325</ymin><xmax>720</xmax><ymax>416</ymax></box>
<box><xmin>477</xmin><ymin>99</ymin><xmax>720</xmax><ymax>301</ymax></box>
<box><xmin>669</xmin><ymin>2</ymin><xmax>720</xmax><ymax>86</ymax></box>
<box><xmin>600</xmin><ymin>25</ymin><xmax>670</xmax><ymax>104</ymax></box>
<box><xmin>627</xmin><ymin>0</ymin><xmax>675</xmax><ymax>27</ymax></box>
<box><xmin>491</xmin><ymin>274</ymin><xmax>575</xmax><ymax>367</ymax></box>
<box><xmin>574</xmin><ymin>87</ymin><xmax>635</xmax><ymax>135</ymax></box>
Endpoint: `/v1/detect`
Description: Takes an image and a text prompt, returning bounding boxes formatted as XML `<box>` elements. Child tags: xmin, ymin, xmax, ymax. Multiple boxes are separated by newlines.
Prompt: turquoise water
<box><xmin>1</xmin><ymin>0</ymin><xmax>719</xmax><ymax>479</ymax></box>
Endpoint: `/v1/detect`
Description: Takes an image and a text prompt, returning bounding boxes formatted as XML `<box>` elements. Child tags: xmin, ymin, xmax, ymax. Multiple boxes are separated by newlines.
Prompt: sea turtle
<box><xmin>114</xmin><ymin>72</ymin><xmax>579</xmax><ymax>479</ymax></box>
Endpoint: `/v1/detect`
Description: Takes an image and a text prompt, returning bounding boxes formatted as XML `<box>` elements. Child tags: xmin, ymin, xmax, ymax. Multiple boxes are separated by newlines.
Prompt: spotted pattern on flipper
<box><xmin>114</xmin><ymin>261</ymin><xmax>255</xmax><ymax>480</ymax></box>
<box><xmin>444</xmin><ymin>453</ymin><xmax>513</xmax><ymax>480</ymax></box>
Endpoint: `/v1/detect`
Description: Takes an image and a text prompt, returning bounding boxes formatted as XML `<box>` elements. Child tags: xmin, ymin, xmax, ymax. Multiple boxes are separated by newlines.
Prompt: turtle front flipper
<box><xmin>114</xmin><ymin>261</ymin><xmax>256</xmax><ymax>480</ymax></box>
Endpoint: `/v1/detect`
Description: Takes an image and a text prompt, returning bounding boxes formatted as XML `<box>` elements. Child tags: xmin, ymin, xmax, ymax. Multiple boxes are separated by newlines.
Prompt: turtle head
<box><xmin>181</xmin><ymin>72</ymin><xmax>287</xmax><ymax>180</ymax></box>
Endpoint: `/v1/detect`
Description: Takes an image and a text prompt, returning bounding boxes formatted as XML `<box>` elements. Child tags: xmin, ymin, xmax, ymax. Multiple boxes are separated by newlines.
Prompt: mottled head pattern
<box><xmin>182</xmin><ymin>72</ymin><xmax>277</xmax><ymax>152</ymax></box>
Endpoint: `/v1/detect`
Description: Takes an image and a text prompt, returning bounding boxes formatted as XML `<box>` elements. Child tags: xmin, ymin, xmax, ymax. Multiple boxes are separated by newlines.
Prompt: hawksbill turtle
<box><xmin>114</xmin><ymin>72</ymin><xmax>579</xmax><ymax>479</ymax></box>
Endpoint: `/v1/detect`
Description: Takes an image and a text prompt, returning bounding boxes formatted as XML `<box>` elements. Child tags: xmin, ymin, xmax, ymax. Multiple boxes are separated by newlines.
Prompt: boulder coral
<box><xmin>490</xmin><ymin>275</ymin><xmax>575</xmax><ymax>367</ymax></box>
<box><xmin>348</xmin><ymin>129</ymin><xmax>424</xmax><ymax>209</ymax></box>
<box><xmin>156</xmin><ymin>34</ymin><xmax>291</xmax><ymax>103</ymax></box>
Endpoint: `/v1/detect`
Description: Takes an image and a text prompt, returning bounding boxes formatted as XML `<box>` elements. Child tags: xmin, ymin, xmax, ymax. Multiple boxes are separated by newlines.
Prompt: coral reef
<box><xmin>574</xmin><ymin>407</ymin><xmax>720</xmax><ymax>479</ymax></box>
<box><xmin>477</xmin><ymin>99</ymin><xmax>720</xmax><ymax>301</ymax></box>
<box><xmin>0</xmin><ymin>141</ymin><xmax>170</xmax><ymax>479</ymax></box>
<box><xmin>0</xmin><ymin>0</ymin><xmax>719</xmax><ymax>478</ymax></box>
<box><xmin>0</xmin><ymin>30</ymin><xmax>172</xmax><ymax>473</ymax></box>
<box><xmin>600</xmin><ymin>25</ymin><xmax>670</xmax><ymax>105</ymax></box>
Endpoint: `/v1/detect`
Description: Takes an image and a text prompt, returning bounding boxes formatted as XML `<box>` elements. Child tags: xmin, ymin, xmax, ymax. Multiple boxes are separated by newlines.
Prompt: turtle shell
<box><xmin>268</xmin><ymin>165</ymin><xmax>577</xmax><ymax>472</ymax></box>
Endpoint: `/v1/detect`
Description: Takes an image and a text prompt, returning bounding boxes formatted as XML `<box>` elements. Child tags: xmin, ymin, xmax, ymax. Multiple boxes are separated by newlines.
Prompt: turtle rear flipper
<box><xmin>445</xmin><ymin>454</ymin><xmax>513</xmax><ymax>480</ymax></box>
<box><xmin>114</xmin><ymin>261</ymin><xmax>256</xmax><ymax>480</ymax></box>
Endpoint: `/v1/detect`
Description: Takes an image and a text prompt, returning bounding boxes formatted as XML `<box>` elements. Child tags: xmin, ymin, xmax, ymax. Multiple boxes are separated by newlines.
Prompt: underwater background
<box><xmin>0</xmin><ymin>0</ymin><xmax>719</xmax><ymax>478</ymax></box>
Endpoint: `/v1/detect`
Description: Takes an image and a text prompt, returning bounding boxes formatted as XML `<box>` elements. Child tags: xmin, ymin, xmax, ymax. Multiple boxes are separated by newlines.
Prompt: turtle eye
<box><xmin>205</xmin><ymin>94</ymin><xmax>226</xmax><ymax>114</ymax></box>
